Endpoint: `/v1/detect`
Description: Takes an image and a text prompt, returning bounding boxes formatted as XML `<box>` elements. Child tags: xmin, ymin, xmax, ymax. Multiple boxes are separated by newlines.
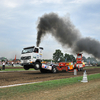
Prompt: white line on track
<box><xmin>0</xmin><ymin>81</ymin><xmax>43</xmax><ymax>88</ymax></box>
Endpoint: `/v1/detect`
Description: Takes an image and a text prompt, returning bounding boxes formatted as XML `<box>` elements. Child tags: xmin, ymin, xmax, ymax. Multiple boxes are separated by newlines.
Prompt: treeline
<box><xmin>53</xmin><ymin>49</ymin><xmax>76</xmax><ymax>63</ymax></box>
<box><xmin>43</xmin><ymin>49</ymin><xmax>76</xmax><ymax>63</ymax></box>
<box><xmin>43</xmin><ymin>49</ymin><xmax>100</xmax><ymax>65</ymax></box>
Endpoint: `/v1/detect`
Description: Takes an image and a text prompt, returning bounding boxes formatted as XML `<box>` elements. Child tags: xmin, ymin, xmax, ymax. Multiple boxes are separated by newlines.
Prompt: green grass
<box><xmin>0</xmin><ymin>65</ymin><xmax>23</xmax><ymax>67</ymax></box>
<box><xmin>0</xmin><ymin>73</ymin><xmax>100</xmax><ymax>99</ymax></box>
<box><xmin>0</xmin><ymin>68</ymin><xmax>34</xmax><ymax>71</ymax></box>
<box><xmin>0</xmin><ymin>65</ymin><xmax>99</xmax><ymax>72</ymax></box>
<box><xmin>84</xmin><ymin>66</ymin><xmax>100</xmax><ymax>69</ymax></box>
<box><xmin>0</xmin><ymin>65</ymin><xmax>35</xmax><ymax>71</ymax></box>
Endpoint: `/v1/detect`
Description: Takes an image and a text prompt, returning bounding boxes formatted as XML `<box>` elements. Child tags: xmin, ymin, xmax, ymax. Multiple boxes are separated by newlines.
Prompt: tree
<box><xmin>82</xmin><ymin>56</ymin><xmax>87</xmax><ymax>62</ymax></box>
<box><xmin>87</xmin><ymin>57</ymin><xmax>97</xmax><ymax>65</ymax></box>
<box><xmin>70</xmin><ymin>55</ymin><xmax>76</xmax><ymax>62</ymax></box>
<box><xmin>64</xmin><ymin>54</ymin><xmax>76</xmax><ymax>62</ymax></box>
<box><xmin>53</xmin><ymin>49</ymin><xmax>64</xmax><ymax>63</ymax></box>
<box><xmin>64</xmin><ymin>53</ymin><xmax>70</xmax><ymax>61</ymax></box>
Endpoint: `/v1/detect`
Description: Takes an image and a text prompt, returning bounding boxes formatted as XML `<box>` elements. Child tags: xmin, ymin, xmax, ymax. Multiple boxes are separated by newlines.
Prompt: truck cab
<box><xmin>20</xmin><ymin>46</ymin><xmax>43</xmax><ymax>70</ymax></box>
<box><xmin>75</xmin><ymin>53</ymin><xmax>85</xmax><ymax>71</ymax></box>
<box><xmin>76</xmin><ymin>53</ymin><xmax>82</xmax><ymax>64</ymax></box>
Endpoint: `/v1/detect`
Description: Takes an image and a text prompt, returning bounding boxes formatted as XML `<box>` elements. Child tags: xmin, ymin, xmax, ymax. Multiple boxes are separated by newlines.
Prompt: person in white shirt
<box><xmin>2</xmin><ymin>61</ymin><xmax>5</xmax><ymax>70</ymax></box>
<box><xmin>12</xmin><ymin>61</ymin><xmax>14</xmax><ymax>67</ymax></box>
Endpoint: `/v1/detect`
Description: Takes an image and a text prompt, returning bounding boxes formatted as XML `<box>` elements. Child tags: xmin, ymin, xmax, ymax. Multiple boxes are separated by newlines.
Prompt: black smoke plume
<box><xmin>36</xmin><ymin>13</ymin><xmax>100</xmax><ymax>59</ymax></box>
<box><xmin>75</xmin><ymin>38</ymin><xmax>100</xmax><ymax>59</ymax></box>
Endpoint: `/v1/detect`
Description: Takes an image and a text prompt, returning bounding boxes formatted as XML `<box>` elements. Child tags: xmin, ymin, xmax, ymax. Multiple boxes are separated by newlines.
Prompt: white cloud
<box><xmin>70</xmin><ymin>0</ymin><xmax>100</xmax><ymax>4</ymax></box>
<box><xmin>5</xmin><ymin>2</ymin><xmax>18</xmax><ymax>8</ymax></box>
<box><xmin>70</xmin><ymin>0</ymin><xmax>82</xmax><ymax>4</ymax></box>
<box><xmin>1</xmin><ymin>0</ymin><xmax>19</xmax><ymax>8</ymax></box>
<box><xmin>30</xmin><ymin>0</ymin><xmax>63</xmax><ymax>5</ymax></box>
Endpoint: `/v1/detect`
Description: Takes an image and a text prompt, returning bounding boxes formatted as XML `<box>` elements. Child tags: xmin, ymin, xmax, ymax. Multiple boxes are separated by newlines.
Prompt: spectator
<box><xmin>2</xmin><ymin>61</ymin><xmax>5</xmax><ymax>70</ymax></box>
<box><xmin>12</xmin><ymin>61</ymin><xmax>14</xmax><ymax>67</ymax></box>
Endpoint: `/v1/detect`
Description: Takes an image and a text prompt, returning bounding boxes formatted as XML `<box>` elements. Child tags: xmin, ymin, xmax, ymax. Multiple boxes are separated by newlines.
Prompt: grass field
<box><xmin>0</xmin><ymin>73</ymin><xmax>100</xmax><ymax>100</ymax></box>
<box><xmin>0</xmin><ymin>65</ymin><xmax>35</xmax><ymax>71</ymax></box>
<box><xmin>84</xmin><ymin>66</ymin><xmax>100</xmax><ymax>69</ymax></box>
<box><xmin>0</xmin><ymin>68</ymin><xmax>34</xmax><ymax>71</ymax></box>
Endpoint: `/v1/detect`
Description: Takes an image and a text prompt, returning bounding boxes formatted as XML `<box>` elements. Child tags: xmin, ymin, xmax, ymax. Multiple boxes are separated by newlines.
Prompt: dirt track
<box><xmin>0</xmin><ymin>68</ymin><xmax>100</xmax><ymax>86</ymax></box>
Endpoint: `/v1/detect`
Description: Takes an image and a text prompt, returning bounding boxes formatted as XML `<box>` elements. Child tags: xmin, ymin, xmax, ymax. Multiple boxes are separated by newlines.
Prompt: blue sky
<box><xmin>0</xmin><ymin>0</ymin><xmax>100</xmax><ymax>59</ymax></box>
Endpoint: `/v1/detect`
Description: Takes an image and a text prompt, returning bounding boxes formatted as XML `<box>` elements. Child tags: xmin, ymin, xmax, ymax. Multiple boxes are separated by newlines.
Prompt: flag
<box><xmin>14</xmin><ymin>55</ymin><xmax>16</xmax><ymax>61</ymax></box>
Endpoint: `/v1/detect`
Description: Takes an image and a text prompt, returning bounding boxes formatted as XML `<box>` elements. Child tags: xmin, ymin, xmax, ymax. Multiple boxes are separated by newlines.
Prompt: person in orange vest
<box><xmin>2</xmin><ymin>61</ymin><xmax>5</xmax><ymax>70</ymax></box>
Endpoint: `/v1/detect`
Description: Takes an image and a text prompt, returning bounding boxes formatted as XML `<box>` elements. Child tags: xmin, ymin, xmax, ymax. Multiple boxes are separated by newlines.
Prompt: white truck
<box><xmin>20</xmin><ymin>46</ymin><xmax>43</xmax><ymax>70</ymax></box>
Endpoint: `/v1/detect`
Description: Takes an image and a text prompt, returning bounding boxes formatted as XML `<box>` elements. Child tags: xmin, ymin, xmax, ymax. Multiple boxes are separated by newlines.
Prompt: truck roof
<box><xmin>24</xmin><ymin>46</ymin><xmax>35</xmax><ymax>49</ymax></box>
<box><xmin>76</xmin><ymin>52</ymin><xmax>83</xmax><ymax>54</ymax></box>
<box><xmin>23</xmin><ymin>46</ymin><xmax>43</xmax><ymax>50</ymax></box>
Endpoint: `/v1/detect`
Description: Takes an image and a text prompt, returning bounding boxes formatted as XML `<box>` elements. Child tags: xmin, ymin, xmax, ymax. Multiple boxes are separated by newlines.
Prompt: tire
<box><xmin>80</xmin><ymin>68</ymin><xmax>83</xmax><ymax>71</ymax></box>
<box><xmin>40</xmin><ymin>68</ymin><xmax>47</xmax><ymax>73</ymax></box>
<box><xmin>52</xmin><ymin>67</ymin><xmax>57</xmax><ymax>73</ymax></box>
<box><xmin>34</xmin><ymin>62</ymin><xmax>41</xmax><ymax>70</ymax></box>
<box><xmin>24</xmin><ymin>65</ymin><xmax>29</xmax><ymax>70</ymax></box>
<box><xmin>78</xmin><ymin>68</ymin><xmax>80</xmax><ymax>71</ymax></box>
<box><xmin>76</xmin><ymin>67</ymin><xmax>80</xmax><ymax>71</ymax></box>
<box><xmin>78</xmin><ymin>68</ymin><xmax>83</xmax><ymax>71</ymax></box>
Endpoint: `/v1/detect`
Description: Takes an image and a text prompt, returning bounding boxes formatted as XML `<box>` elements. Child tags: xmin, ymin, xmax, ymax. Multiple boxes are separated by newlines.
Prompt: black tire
<box><xmin>24</xmin><ymin>65</ymin><xmax>29</xmax><ymax>70</ymax></box>
<box><xmin>40</xmin><ymin>68</ymin><xmax>47</xmax><ymax>73</ymax></box>
<box><xmin>76</xmin><ymin>67</ymin><xmax>80</xmax><ymax>71</ymax></box>
<box><xmin>34</xmin><ymin>62</ymin><xmax>41</xmax><ymax>70</ymax></box>
<box><xmin>78</xmin><ymin>68</ymin><xmax>80</xmax><ymax>71</ymax></box>
<box><xmin>80</xmin><ymin>68</ymin><xmax>83</xmax><ymax>71</ymax></box>
<box><xmin>78</xmin><ymin>68</ymin><xmax>83</xmax><ymax>71</ymax></box>
<box><xmin>52</xmin><ymin>67</ymin><xmax>57</xmax><ymax>73</ymax></box>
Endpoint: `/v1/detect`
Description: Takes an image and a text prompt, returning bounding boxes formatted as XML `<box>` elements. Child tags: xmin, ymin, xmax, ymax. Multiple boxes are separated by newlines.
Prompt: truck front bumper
<box><xmin>21</xmin><ymin>62</ymin><xmax>34</xmax><ymax>66</ymax></box>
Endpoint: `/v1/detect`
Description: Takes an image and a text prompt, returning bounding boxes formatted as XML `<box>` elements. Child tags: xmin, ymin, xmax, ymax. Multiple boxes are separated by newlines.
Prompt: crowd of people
<box><xmin>0</xmin><ymin>60</ymin><xmax>20</xmax><ymax>70</ymax></box>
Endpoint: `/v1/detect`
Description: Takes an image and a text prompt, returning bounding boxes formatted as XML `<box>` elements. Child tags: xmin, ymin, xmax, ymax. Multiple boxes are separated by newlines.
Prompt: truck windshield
<box><xmin>77</xmin><ymin>56</ymin><xmax>81</xmax><ymax>58</ymax></box>
<box><xmin>22</xmin><ymin>48</ymin><xmax>34</xmax><ymax>54</ymax></box>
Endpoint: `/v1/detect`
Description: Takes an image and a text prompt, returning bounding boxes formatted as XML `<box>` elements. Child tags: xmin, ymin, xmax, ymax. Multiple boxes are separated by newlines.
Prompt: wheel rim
<box><xmin>36</xmin><ymin>64</ymin><xmax>39</xmax><ymax>69</ymax></box>
<box><xmin>53</xmin><ymin>67</ymin><xmax>56</xmax><ymax>73</ymax></box>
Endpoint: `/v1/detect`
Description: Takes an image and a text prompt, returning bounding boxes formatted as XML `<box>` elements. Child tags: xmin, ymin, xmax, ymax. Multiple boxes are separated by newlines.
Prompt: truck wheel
<box><xmin>80</xmin><ymin>68</ymin><xmax>83</xmax><ymax>71</ymax></box>
<box><xmin>78</xmin><ymin>68</ymin><xmax>80</xmax><ymax>71</ymax></box>
<box><xmin>24</xmin><ymin>65</ymin><xmax>29</xmax><ymax>70</ymax></box>
<box><xmin>52</xmin><ymin>67</ymin><xmax>57</xmax><ymax>73</ymax></box>
<box><xmin>40</xmin><ymin>68</ymin><xmax>46</xmax><ymax>73</ymax></box>
<box><xmin>34</xmin><ymin>62</ymin><xmax>41</xmax><ymax>70</ymax></box>
<box><xmin>76</xmin><ymin>67</ymin><xmax>80</xmax><ymax>71</ymax></box>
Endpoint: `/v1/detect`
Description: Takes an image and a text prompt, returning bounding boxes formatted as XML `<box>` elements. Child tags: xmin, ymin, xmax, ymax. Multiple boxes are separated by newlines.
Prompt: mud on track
<box><xmin>0</xmin><ymin>68</ymin><xmax>100</xmax><ymax>86</ymax></box>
